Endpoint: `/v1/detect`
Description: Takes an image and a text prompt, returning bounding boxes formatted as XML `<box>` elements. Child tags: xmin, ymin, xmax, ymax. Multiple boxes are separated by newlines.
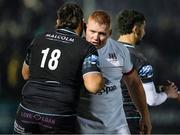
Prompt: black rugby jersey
<box><xmin>22</xmin><ymin>29</ymin><xmax>100</xmax><ymax>115</ymax></box>
<box><xmin>121</xmin><ymin>43</ymin><xmax>153</xmax><ymax>119</ymax></box>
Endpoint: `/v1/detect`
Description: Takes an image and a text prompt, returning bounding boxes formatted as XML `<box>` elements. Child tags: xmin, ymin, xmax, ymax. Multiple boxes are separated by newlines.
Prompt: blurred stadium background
<box><xmin>0</xmin><ymin>0</ymin><xmax>180</xmax><ymax>133</ymax></box>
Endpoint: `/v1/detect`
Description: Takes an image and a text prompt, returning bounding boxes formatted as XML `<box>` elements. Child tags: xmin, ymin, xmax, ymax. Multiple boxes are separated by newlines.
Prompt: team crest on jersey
<box><xmin>88</xmin><ymin>55</ymin><xmax>99</xmax><ymax>64</ymax></box>
<box><xmin>89</xmin><ymin>55</ymin><xmax>98</xmax><ymax>63</ymax></box>
<box><xmin>139</xmin><ymin>65</ymin><xmax>153</xmax><ymax>78</ymax></box>
<box><xmin>84</xmin><ymin>54</ymin><xmax>99</xmax><ymax>65</ymax></box>
<box><xmin>106</xmin><ymin>53</ymin><xmax>120</xmax><ymax>66</ymax></box>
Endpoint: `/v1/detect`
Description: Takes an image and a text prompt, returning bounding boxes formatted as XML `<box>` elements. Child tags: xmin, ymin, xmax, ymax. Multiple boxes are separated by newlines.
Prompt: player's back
<box><xmin>29</xmin><ymin>29</ymin><xmax>90</xmax><ymax>85</ymax></box>
<box><xmin>22</xmin><ymin>29</ymin><xmax>95</xmax><ymax>115</ymax></box>
<box><xmin>120</xmin><ymin>43</ymin><xmax>150</xmax><ymax>119</ymax></box>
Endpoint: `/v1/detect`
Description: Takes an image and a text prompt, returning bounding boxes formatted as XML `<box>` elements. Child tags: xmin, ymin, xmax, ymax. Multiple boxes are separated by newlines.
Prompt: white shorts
<box><xmin>77</xmin><ymin>116</ymin><xmax>130</xmax><ymax>134</ymax></box>
<box><xmin>109</xmin><ymin>125</ymin><xmax>130</xmax><ymax>134</ymax></box>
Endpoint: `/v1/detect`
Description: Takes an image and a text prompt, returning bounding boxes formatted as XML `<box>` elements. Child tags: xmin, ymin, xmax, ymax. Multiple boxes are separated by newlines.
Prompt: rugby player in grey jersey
<box><xmin>77</xmin><ymin>10</ymin><xmax>151</xmax><ymax>134</ymax></box>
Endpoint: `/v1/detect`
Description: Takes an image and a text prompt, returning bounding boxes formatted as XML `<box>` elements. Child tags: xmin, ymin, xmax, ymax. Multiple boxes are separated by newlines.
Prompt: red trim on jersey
<box><xmin>123</xmin><ymin>67</ymin><xmax>134</xmax><ymax>76</ymax></box>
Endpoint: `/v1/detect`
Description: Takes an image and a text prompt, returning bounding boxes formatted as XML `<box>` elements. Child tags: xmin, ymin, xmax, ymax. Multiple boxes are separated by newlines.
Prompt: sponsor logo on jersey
<box><xmin>139</xmin><ymin>65</ymin><xmax>153</xmax><ymax>78</ymax></box>
<box><xmin>96</xmin><ymin>77</ymin><xmax>117</xmax><ymax>95</ymax></box>
<box><xmin>45</xmin><ymin>33</ymin><xmax>74</xmax><ymax>42</ymax></box>
<box><xmin>106</xmin><ymin>53</ymin><xmax>120</xmax><ymax>66</ymax></box>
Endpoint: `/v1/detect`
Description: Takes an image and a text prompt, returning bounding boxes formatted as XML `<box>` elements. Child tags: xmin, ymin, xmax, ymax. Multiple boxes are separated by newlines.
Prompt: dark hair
<box><xmin>57</xmin><ymin>3</ymin><xmax>83</xmax><ymax>29</ymax></box>
<box><xmin>117</xmin><ymin>10</ymin><xmax>145</xmax><ymax>35</ymax></box>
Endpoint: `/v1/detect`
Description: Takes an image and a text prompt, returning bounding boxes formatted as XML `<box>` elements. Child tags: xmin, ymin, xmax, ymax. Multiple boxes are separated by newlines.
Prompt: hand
<box><xmin>163</xmin><ymin>80</ymin><xmax>178</xmax><ymax>99</ymax></box>
<box><xmin>139</xmin><ymin>114</ymin><xmax>152</xmax><ymax>134</ymax></box>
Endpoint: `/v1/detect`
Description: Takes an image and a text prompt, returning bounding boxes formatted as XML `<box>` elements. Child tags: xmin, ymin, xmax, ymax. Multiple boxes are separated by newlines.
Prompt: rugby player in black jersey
<box><xmin>117</xmin><ymin>9</ymin><xmax>178</xmax><ymax>134</ymax></box>
<box><xmin>13</xmin><ymin>3</ymin><xmax>104</xmax><ymax>134</ymax></box>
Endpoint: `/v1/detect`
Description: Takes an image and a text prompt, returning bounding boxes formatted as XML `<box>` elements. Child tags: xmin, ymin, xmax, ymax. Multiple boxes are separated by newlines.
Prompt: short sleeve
<box><xmin>138</xmin><ymin>64</ymin><xmax>153</xmax><ymax>83</ymax></box>
<box><xmin>82</xmin><ymin>45</ymin><xmax>101</xmax><ymax>75</ymax></box>
<box><xmin>122</xmin><ymin>47</ymin><xmax>133</xmax><ymax>74</ymax></box>
<box><xmin>24</xmin><ymin>38</ymin><xmax>37</xmax><ymax>65</ymax></box>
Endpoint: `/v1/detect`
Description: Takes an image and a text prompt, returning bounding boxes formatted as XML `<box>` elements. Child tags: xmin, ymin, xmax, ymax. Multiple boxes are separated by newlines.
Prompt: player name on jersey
<box><xmin>45</xmin><ymin>33</ymin><xmax>74</xmax><ymax>42</ymax></box>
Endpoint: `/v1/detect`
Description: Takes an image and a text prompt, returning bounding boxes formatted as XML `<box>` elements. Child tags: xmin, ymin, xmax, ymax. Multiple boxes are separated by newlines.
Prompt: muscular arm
<box><xmin>22</xmin><ymin>60</ymin><xmax>104</xmax><ymax>93</ymax></box>
<box><xmin>83</xmin><ymin>72</ymin><xmax>104</xmax><ymax>94</ymax></box>
<box><xmin>123</xmin><ymin>69</ymin><xmax>152</xmax><ymax>134</ymax></box>
<box><xmin>22</xmin><ymin>61</ymin><xmax>30</xmax><ymax>80</ymax></box>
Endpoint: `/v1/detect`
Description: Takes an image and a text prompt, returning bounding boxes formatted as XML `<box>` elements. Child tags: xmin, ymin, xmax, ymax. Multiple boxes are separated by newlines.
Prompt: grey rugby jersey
<box><xmin>77</xmin><ymin>38</ymin><xmax>133</xmax><ymax>133</ymax></box>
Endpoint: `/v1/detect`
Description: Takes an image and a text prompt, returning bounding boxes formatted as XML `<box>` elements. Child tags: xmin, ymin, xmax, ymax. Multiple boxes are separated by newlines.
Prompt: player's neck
<box><xmin>117</xmin><ymin>34</ymin><xmax>136</xmax><ymax>46</ymax></box>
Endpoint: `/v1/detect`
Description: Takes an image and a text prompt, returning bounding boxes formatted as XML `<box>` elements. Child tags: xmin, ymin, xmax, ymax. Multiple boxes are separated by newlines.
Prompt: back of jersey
<box><xmin>22</xmin><ymin>29</ymin><xmax>97</xmax><ymax>115</ymax></box>
<box><xmin>29</xmin><ymin>30</ymin><xmax>85</xmax><ymax>86</ymax></box>
<box><xmin>121</xmin><ymin>43</ymin><xmax>150</xmax><ymax>120</ymax></box>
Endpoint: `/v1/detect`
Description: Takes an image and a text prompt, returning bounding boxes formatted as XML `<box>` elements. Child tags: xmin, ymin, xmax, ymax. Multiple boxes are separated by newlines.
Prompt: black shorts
<box><xmin>14</xmin><ymin>104</ymin><xmax>77</xmax><ymax>134</ymax></box>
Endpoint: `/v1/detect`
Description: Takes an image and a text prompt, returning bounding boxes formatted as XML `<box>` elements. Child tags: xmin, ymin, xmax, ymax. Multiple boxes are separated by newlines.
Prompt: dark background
<box><xmin>0</xmin><ymin>0</ymin><xmax>180</xmax><ymax>133</ymax></box>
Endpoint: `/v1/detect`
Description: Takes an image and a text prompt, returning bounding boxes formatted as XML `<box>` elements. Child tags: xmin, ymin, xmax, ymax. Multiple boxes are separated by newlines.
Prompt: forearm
<box><xmin>129</xmin><ymin>79</ymin><xmax>149</xmax><ymax>116</ymax></box>
<box><xmin>143</xmin><ymin>82</ymin><xmax>167</xmax><ymax>106</ymax></box>
<box><xmin>123</xmin><ymin>70</ymin><xmax>152</xmax><ymax>134</ymax></box>
<box><xmin>83</xmin><ymin>72</ymin><xmax>104</xmax><ymax>93</ymax></box>
<box><xmin>151</xmin><ymin>92</ymin><xmax>167</xmax><ymax>105</ymax></box>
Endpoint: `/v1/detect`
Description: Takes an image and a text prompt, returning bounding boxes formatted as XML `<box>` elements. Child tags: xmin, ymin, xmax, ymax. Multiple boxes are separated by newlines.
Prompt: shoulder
<box><xmin>134</xmin><ymin>49</ymin><xmax>147</xmax><ymax>61</ymax></box>
<box><xmin>79</xmin><ymin>37</ymin><xmax>91</xmax><ymax>45</ymax></box>
<box><xmin>107</xmin><ymin>38</ymin><xmax>129</xmax><ymax>53</ymax></box>
<box><xmin>32</xmin><ymin>32</ymin><xmax>50</xmax><ymax>43</ymax></box>
<box><xmin>79</xmin><ymin>37</ymin><xmax>96</xmax><ymax>50</ymax></box>
<box><xmin>76</xmin><ymin>38</ymin><xmax>97</xmax><ymax>57</ymax></box>
<box><xmin>136</xmin><ymin>51</ymin><xmax>153</xmax><ymax>79</ymax></box>
<box><xmin>107</xmin><ymin>38</ymin><xmax>132</xmax><ymax>62</ymax></box>
<box><xmin>38</xmin><ymin>31</ymin><xmax>52</xmax><ymax>38</ymax></box>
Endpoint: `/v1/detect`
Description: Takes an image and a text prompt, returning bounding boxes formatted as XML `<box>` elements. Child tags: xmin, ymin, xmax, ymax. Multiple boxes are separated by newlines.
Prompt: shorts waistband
<box><xmin>20</xmin><ymin>103</ymin><xmax>77</xmax><ymax>117</ymax></box>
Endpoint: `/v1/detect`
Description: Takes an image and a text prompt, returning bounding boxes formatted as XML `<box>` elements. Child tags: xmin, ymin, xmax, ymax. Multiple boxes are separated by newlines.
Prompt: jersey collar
<box><xmin>56</xmin><ymin>28</ymin><xmax>78</xmax><ymax>35</ymax></box>
<box><xmin>118</xmin><ymin>41</ymin><xmax>135</xmax><ymax>48</ymax></box>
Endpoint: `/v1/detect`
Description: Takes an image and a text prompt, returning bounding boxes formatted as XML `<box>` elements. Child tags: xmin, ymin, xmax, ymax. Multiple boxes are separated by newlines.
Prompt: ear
<box><xmin>56</xmin><ymin>19</ymin><xmax>60</xmax><ymax>26</ymax></box>
<box><xmin>132</xmin><ymin>25</ymin><xmax>138</xmax><ymax>34</ymax></box>
<box><xmin>132</xmin><ymin>25</ymin><xmax>141</xmax><ymax>38</ymax></box>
